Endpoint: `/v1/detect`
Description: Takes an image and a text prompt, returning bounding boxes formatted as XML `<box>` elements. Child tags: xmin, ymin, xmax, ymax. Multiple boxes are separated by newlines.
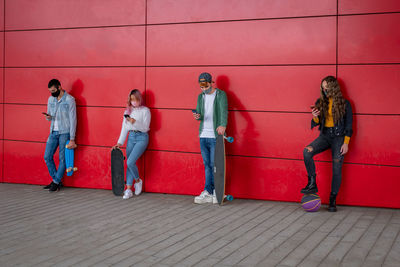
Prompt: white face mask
<box><xmin>131</xmin><ymin>101</ymin><xmax>139</xmax><ymax>107</ymax></box>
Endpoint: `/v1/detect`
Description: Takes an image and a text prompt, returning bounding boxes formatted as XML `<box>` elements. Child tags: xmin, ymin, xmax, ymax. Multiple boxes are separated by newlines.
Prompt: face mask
<box><xmin>203</xmin><ymin>87</ymin><xmax>212</xmax><ymax>94</ymax></box>
<box><xmin>51</xmin><ymin>89</ymin><xmax>61</xmax><ymax>97</ymax></box>
<box><xmin>131</xmin><ymin>101</ymin><xmax>139</xmax><ymax>107</ymax></box>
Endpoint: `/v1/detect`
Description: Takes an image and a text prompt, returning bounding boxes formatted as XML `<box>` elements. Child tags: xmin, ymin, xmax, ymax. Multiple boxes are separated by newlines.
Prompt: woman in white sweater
<box><xmin>113</xmin><ymin>89</ymin><xmax>151</xmax><ymax>199</ymax></box>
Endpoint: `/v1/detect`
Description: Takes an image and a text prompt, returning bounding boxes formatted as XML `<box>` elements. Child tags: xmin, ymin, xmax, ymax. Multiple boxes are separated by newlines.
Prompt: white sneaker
<box><xmin>134</xmin><ymin>179</ymin><xmax>143</xmax><ymax>195</ymax></box>
<box><xmin>123</xmin><ymin>189</ymin><xmax>133</xmax><ymax>199</ymax></box>
<box><xmin>194</xmin><ymin>190</ymin><xmax>213</xmax><ymax>204</ymax></box>
<box><xmin>213</xmin><ymin>190</ymin><xmax>218</xmax><ymax>204</ymax></box>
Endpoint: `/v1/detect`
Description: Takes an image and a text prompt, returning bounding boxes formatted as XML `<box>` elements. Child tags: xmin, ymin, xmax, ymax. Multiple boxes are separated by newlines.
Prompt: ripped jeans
<box><xmin>303</xmin><ymin>129</ymin><xmax>345</xmax><ymax>194</ymax></box>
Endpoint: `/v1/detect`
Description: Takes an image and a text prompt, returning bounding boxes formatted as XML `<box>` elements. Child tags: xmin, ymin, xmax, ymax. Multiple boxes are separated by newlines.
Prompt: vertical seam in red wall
<box><xmin>336</xmin><ymin>0</ymin><xmax>339</xmax><ymax>77</ymax></box>
<box><xmin>143</xmin><ymin>0</ymin><xmax>148</xmax><ymax>190</ymax></box>
<box><xmin>2</xmin><ymin>0</ymin><xmax>6</xmax><ymax>183</ymax></box>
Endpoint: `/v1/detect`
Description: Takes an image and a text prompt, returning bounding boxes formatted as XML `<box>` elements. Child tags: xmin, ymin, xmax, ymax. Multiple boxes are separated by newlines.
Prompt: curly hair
<box><xmin>315</xmin><ymin>76</ymin><xmax>346</xmax><ymax>124</ymax></box>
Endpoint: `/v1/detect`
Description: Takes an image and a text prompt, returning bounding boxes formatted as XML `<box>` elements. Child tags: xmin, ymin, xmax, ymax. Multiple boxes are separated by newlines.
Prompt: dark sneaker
<box><xmin>328</xmin><ymin>193</ymin><xmax>338</xmax><ymax>212</ymax></box>
<box><xmin>44</xmin><ymin>181</ymin><xmax>63</xmax><ymax>190</ymax></box>
<box><xmin>43</xmin><ymin>182</ymin><xmax>53</xmax><ymax>190</ymax></box>
<box><xmin>49</xmin><ymin>182</ymin><xmax>60</xmax><ymax>192</ymax></box>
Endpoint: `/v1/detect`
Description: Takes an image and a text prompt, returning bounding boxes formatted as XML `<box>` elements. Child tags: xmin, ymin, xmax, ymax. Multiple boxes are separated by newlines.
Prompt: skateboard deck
<box><xmin>214</xmin><ymin>135</ymin><xmax>234</xmax><ymax>205</ymax></box>
<box><xmin>111</xmin><ymin>148</ymin><xmax>125</xmax><ymax>196</ymax></box>
<box><xmin>65</xmin><ymin>141</ymin><xmax>77</xmax><ymax>176</ymax></box>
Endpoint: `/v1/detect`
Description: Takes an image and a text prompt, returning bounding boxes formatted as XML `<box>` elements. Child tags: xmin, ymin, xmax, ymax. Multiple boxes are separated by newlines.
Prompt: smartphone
<box><xmin>310</xmin><ymin>105</ymin><xmax>316</xmax><ymax>110</ymax></box>
<box><xmin>191</xmin><ymin>109</ymin><xmax>198</xmax><ymax>114</ymax></box>
<box><xmin>124</xmin><ymin>114</ymin><xmax>130</xmax><ymax>118</ymax></box>
<box><xmin>42</xmin><ymin>112</ymin><xmax>50</xmax><ymax>116</ymax></box>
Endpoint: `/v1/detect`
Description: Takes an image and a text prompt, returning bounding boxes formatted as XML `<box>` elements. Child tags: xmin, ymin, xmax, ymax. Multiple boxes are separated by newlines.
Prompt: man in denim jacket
<box><xmin>43</xmin><ymin>79</ymin><xmax>77</xmax><ymax>192</ymax></box>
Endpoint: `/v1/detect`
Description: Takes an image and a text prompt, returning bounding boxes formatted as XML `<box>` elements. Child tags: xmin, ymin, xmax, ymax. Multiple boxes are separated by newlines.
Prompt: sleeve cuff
<box><xmin>344</xmin><ymin>136</ymin><xmax>350</xmax><ymax>144</ymax></box>
<box><xmin>313</xmin><ymin>117</ymin><xmax>319</xmax><ymax>124</ymax></box>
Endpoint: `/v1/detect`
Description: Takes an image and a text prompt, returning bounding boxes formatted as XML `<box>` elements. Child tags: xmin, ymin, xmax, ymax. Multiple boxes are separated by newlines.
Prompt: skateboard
<box><xmin>65</xmin><ymin>141</ymin><xmax>77</xmax><ymax>176</ymax></box>
<box><xmin>111</xmin><ymin>148</ymin><xmax>125</xmax><ymax>196</ymax></box>
<box><xmin>214</xmin><ymin>134</ymin><xmax>234</xmax><ymax>205</ymax></box>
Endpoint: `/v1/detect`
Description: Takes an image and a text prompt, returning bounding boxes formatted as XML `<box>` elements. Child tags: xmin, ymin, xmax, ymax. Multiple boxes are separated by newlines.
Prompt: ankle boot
<box><xmin>300</xmin><ymin>175</ymin><xmax>318</xmax><ymax>194</ymax></box>
<box><xmin>328</xmin><ymin>193</ymin><xmax>337</xmax><ymax>212</ymax></box>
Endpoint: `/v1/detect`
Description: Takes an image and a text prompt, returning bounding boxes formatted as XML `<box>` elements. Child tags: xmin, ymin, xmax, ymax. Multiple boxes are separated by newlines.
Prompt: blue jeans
<box><xmin>200</xmin><ymin>138</ymin><xmax>216</xmax><ymax>194</ymax></box>
<box><xmin>44</xmin><ymin>131</ymin><xmax>70</xmax><ymax>184</ymax></box>
<box><xmin>126</xmin><ymin>131</ymin><xmax>149</xmax><ymax>186</ymax></box>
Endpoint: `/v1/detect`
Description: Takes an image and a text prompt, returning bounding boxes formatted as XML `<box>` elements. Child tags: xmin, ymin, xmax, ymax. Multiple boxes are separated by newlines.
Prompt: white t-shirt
<box><xmin>200</xmin><ymin>91</ymin><xmax>216</xmax><ymax>138</ymax></box>
<box><xmin>53</xmin><ymin>98</ymin><xmax>62</xmax><ymax>131</ymax></box>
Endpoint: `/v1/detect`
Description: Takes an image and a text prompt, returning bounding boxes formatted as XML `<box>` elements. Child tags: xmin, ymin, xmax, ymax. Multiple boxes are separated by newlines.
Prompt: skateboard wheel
<box><xmin>223</xmin><ymin>136</ymin><xmax>234</xmax><ymax>143</ymax></box>
<box><xmin>226</xmin><ymin>195</ymin><xmax>233</xmax><ymax>201</ymax></box>
<box><xmin>66</xmin><ymin>167</ymin><xmax>77</xmax><ymax>172</ymax></box>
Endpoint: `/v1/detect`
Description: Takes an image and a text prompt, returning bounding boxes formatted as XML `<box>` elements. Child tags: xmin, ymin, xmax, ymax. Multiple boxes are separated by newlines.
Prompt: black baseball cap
<box><xmin>198</xmin><ymin>72</ymin><xmax>212</xmax><ymax>83</ymax></box>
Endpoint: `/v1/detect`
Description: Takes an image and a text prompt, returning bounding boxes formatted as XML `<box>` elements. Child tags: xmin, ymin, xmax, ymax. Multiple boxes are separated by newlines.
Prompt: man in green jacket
<box><xmin>193</xmin><ymin>72</ymin><xmax>228</xmax><ymax>204</ymax></box>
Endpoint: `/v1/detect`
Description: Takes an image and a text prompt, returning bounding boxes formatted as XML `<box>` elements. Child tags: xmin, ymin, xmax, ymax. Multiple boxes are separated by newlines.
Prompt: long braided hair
<box><xmin>315</xmin><ymin>76</ymin><xmax>346</xmax><ymax>124</ymax></box>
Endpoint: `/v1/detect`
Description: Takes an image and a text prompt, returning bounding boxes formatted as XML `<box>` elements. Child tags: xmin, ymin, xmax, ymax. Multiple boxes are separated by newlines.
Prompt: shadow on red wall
<box><xmin>65</xmin><ymin>79</ymin><xmax>88</xmax><ymax>187</ymax></box>
<box><xmin>336</xmin><ymin>77</ymin><xmax>357</xmax><ymax>204</ymax></box>
<box><xmin>216</xmin><ymin>75</ymin><xmax>262</xmax><ymax>196</ymax></box>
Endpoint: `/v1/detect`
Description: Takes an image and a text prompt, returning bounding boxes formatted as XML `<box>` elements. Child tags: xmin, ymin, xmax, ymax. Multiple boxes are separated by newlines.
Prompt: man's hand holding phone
<box><xmin>42</xmin><ymin>112</ymin><xmax>51</xmax><ymax>120</ymax></box>
<box><xmin>192</xmin><ymin>109</ymin><xmax>200</xmax><ymax>120</ymax></box>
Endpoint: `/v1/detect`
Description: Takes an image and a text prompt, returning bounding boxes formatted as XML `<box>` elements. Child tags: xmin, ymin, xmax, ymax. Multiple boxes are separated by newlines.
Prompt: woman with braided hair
<box><xmin>301</xmin><ymin>76</ymin><xmax>353</xmax><ymax>212</ymax></box>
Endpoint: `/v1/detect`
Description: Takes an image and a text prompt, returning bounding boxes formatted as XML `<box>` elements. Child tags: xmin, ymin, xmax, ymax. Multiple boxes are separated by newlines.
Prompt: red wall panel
<box><xmin>338</xmin><ymin>14</ymin><xmax>400</xmax><ymax>64</ymax></box>
<box><xmin>348</xmin><ymin>115</ymin><xmax>400</xmax><ymax>166</ymax></box>
<box><xmin>4</xmin><ymin>104</ymin><xmax>49</xmax><ymax>142</ymax></box>
<box><xmin>5</xmin><ymin>0</ymin><xmax>145</xmax><ymax>30</ymax></box>
<box><xmin>3</xmin><ymin>140</ymin><xmax>143</xmax><ymax>189</ymax></box>
<box><xmin>147</xmin><ymin>0</ymin><xmax>336</xmax><ymax>24</ymax></box>
<box><xmin>149</xmin><ymin>109</ymin><xmax>400</xmax><ymax>166</ymax></box>
<box><xmin>147</xmin><ymin>17</ymin><xmax>336</xmax><ymax>65</ymax></box>
<box><xmin>6</xmin><ymin>27</ymin><xmax>145</xmax><ymax>67</ymax></box>
<box><xmin>76</xmin><ymin>107</ymin><xmax>126</xmax><ymax>147</ymax></box>
<box><xmin>338</xmin><ymin>164</ymin><xmax>400</xmax><ymax>208</ymax></box>
<box><xmin>4</xmin><ymin>141</ymin><xmax>50</xmax><ymax>185</ymax></box>
<box><xmin>144</xmin><ymin>150</ymin><xmax>204</xmax><ymax>195</ymax></box>
<box><xmin>145</xmin><ymin>151</ymin><xmax>400</xmax><ymax>208</ymax></box>
<box><xmin>338</xmin><ymin>65</ymin><xmax>400</xmax><ymax>114</ymax></box>
<box><xmin>5</xmin><ymin>68</ymin><xmax>145</xmax><ymax>106</ymax></box>
<box><xmin>339</xmin><ymin>0</ymin><xmax>400</xmax><ymax>14</ymax></box>
<box><xmin>147</xmin><ymin>66</ymin><xmax>336</xmax><ymax>111</ymax></box>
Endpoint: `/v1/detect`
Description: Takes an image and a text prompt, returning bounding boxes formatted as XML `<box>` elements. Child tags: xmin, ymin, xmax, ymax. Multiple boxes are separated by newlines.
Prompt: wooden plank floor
<box><xmin>0</xmin><ymin>184</ymin><xmax>399</xmax><ymax>267</ymax></box>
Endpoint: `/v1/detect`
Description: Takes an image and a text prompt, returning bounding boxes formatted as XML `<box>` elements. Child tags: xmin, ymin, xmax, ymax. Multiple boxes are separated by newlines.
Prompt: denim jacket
<box><xmin>46</xmin><ymin>92</ymin><xmax>77</xmax><ymax>140</ymax></box>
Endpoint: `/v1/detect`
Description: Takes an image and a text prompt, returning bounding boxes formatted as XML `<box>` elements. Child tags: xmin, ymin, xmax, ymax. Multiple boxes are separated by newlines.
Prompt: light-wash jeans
<box><xmin>126</xmin><ymin>131</ymin><xmax>149</xmax><ymax>186</ymax></box>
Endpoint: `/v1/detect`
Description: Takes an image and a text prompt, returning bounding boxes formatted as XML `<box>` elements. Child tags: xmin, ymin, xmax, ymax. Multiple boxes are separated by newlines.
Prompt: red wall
<box><xmin>1</xmin><ymin>0</ymin><xmax>399</xmax><ymax>208</ymax></box>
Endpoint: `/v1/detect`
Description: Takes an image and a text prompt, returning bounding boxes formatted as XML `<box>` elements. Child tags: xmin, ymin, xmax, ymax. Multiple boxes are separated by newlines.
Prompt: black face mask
<box><xmin>51</xmin><ymin>89</ymin><xmax>61</xmax><ymax>97</ymax></box>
